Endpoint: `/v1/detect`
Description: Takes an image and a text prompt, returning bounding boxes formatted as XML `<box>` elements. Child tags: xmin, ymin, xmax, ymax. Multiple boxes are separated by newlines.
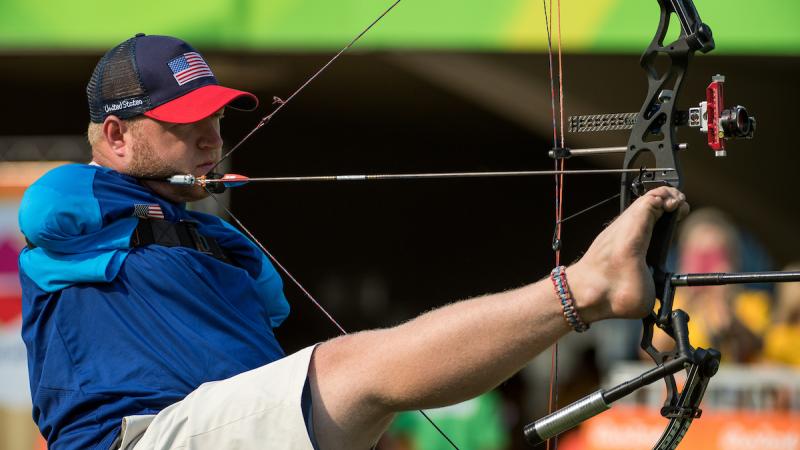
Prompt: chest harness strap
<box><xmin>24</xmin><ymin>219</ymin><xmax>231</xmax><ymax>264</ymax></box>
<box><xmin>130</xmin><ymin>218</ymin><xmax>230</xmax><ymax>263</ymax></box>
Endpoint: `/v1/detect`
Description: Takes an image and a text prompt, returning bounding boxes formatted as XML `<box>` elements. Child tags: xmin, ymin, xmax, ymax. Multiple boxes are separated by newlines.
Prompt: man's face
<box><xmin>127</xmin><ymin>109</ymin><xmax>224</xmax><ymax>202</ymax></box>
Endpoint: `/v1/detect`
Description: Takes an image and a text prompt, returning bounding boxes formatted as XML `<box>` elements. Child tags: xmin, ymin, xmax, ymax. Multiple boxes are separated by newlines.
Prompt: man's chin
<box><xmin>172</xmin><ymin>184</ymin><xmax>212</xmax><ymax>203</ymax></box>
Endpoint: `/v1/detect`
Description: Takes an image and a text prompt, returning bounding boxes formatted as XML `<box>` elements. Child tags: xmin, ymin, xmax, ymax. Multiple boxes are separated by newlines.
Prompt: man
<box><xmin>19</xmin><ymin>34</ymin><xmax>688</xmax><ymax>450</ymax></box>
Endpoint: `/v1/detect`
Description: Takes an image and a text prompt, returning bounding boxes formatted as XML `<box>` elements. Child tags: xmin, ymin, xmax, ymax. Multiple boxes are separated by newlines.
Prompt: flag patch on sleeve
<box><xmin>133</xmin><ymin>204</ymin><xmax>165</xmax><ymax>219</ymax></box>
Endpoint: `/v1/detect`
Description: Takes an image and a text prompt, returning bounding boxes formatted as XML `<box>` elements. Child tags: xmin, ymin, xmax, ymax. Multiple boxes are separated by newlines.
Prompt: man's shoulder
<box><xmin>20</xmin><ymin>164</ymin><xmax>101</xmax><ymax>237</ymax></box>
<box><xmin>33</xmin><ymin>162</ymin><xmax>98</xmax><ymax>183</ymax></box>
<box><xmin>22</xmin><ymin>163</ymin><xmax>122</xmax><ymax>208</ymax></box>
<box><xmin>28</xmin><ymin>163</ymin><xmax>141</xmax><ymax>193</ymax></box>
<box><xmin>19</xmin><ymin>163</ymin><xmax>142</xmax><ymax>278</ymax></box>
<box><xmin>21</xmin><ymin>163</ymin><xmax>156</xmax><ymax>234</ymax></box>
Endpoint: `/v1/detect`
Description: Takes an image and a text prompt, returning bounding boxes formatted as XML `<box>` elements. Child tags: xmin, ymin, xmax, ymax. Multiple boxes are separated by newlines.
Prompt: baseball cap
<box><xmin>87</xmin><ymin>33</ymin><xmax>258</xmax><ymax>124</ymax></box>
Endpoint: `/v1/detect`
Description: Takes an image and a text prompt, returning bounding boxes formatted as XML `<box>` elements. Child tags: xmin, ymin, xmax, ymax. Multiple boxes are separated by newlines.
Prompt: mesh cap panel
<box><xmin>87</xmin><ymin>37</ymin><xmax>151</xmax><ymax>123</ymax></box>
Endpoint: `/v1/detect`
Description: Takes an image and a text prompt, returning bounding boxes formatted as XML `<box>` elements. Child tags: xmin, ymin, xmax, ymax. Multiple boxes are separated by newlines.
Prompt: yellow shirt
<box><xmin>763</xmin><ymin>324</ymin><xmax>800</xmax><ymax>366</ymax></box>
<box><xmin>666</xmin><ymin>290</ymin><xmax>771</xmax><ymax>363</ymax></box>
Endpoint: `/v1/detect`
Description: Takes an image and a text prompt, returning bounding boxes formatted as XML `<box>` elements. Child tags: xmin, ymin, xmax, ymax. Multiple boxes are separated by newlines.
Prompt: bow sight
<box><xmin>565</xmin><ymin>75</ymin><xmax>755</xmax><ymax>158</ymax></box>
<box><xmin>687</xmin><ymin>75</ymin><xmax>756</xmax><ymax>156</ymax></box>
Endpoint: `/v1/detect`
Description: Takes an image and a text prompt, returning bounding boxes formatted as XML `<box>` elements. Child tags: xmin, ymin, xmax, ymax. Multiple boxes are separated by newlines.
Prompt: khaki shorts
<box><xmin>117</xmin><ymin>345</ymin><xmax>317</xmax><ymax>450</ymax></box>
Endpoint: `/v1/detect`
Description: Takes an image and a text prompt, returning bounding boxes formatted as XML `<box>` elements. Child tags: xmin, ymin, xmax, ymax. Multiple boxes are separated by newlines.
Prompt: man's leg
<box><xmin>306</xmin><ymin>277</ymin><xmax>569</xmax><ymax>450</ymax></box>
<box><xmin>307</xmin><ymin>187</ymin><xmax>688</xmax><ymax>450</ymax></box>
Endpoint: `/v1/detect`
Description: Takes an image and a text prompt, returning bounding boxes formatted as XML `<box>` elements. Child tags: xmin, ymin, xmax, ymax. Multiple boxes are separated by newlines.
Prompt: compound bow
<box><xmin>158</xmin><ymin>1</ymin><xmax>799</xmax><ymax>449</ymax></box>
<box><xmin>522</xmin><ymin>1</ymin><xmax>794</xmax><ymax>449</ymax></box>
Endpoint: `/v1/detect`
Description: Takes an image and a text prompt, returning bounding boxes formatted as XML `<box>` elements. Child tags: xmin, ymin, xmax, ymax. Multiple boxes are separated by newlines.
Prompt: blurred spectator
<box><xmin>654</xmin><ymin>208</ymin><xmax>770</xmax><ymax>362</ymax></box>
<box><xmin>381</xmin><ymin>391</ymin><xmax>509</xmax><ymax>450</ymax></box>
<box><xmin>762</xmin><ymin>263</ymin><xmax>800</xmax><ymax>366</ymax></box>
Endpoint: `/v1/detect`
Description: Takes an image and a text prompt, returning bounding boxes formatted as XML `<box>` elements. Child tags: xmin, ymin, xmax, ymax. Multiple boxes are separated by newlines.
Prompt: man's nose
<box><xmin>198</xmin><ymin>120</ymin><xmax>223</xmax><ymax>151</ymax></box>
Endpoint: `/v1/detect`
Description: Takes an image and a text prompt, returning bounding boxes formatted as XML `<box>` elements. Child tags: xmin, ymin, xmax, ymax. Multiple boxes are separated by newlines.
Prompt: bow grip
<box><xmin>647</xmin><ymin>210</ymin><xmax>678</xmax><ymax>297</ymax></box>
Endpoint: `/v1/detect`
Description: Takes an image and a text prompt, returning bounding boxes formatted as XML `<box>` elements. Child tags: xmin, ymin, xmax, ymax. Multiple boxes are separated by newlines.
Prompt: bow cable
<box><xmin>542</xmin><ymin>1</ymin><xmax>566</xmax><ymax>449</ymax></box>
<box><xmin>208</xmin><ymin>0</ymin><xmax>403</xmax><ymax>174</ymax></box>
<box><xmin>202</xmin><ymin>2</ymin><xmax>461</xmax><ymax>448</ymax></box>
<box><xmin>205</xmin><ymin>189</ymin><xmax>462</xmax><ymax>450</ymax></box>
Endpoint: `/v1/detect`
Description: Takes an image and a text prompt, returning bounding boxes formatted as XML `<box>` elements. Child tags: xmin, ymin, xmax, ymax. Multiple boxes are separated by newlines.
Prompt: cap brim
<box><xmin>143</xmin><ymin>85</ymin><xmax>258</xmax><ymax>124</ymax></box>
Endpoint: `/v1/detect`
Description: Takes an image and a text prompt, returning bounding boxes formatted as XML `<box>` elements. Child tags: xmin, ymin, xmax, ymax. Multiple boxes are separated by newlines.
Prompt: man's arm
<box><xmin>309</xmin><ymin>186</ymin><xmax>688</xmax><ymax>450</ymax></box>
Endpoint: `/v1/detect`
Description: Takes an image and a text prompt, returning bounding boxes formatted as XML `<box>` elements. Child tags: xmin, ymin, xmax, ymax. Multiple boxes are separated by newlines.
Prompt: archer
<box><xmin>19</xmin><ymin>34</ymin><xmax>687</xmax><ymax>450</ymax></box>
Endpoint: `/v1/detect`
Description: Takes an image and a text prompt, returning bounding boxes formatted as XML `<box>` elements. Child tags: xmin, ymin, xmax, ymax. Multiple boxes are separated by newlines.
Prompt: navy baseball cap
<box><xmin>87</xmin><ymin>33</ymin><xmax>258</xmax><ymax>124</ymax></box>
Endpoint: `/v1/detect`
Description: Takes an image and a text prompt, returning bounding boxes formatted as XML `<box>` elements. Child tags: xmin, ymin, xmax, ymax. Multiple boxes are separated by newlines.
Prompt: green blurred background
<box><xmin>1</xmin><ymin>0</ymin><xmax>798</xmax><ymax>54</ymax></box>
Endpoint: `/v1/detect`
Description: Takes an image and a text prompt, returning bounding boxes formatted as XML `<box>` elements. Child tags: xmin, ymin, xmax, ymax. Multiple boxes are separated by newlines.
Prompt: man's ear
<box><xmin>102</xmin><ymin>116</ymin><xmax>129</xmax><ymax>157</ymax></box>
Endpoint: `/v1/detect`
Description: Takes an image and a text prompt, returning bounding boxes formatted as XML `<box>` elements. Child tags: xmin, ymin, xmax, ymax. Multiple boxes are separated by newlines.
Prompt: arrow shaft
<box><xmin>203</xmin><ymin>168</ymin><xmax>675</xmax><ymax>184</ymax></box>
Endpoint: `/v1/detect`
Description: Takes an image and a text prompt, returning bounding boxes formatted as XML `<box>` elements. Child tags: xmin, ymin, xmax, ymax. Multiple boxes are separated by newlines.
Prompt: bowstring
<box><xmin>209</xmin><ymin>0</ymin><xmax>403</xmax><ymax>174</ymax></box>
<box><xmin>207</xmin><ymin>190</ymin><xmax>462</xmax><ymax>449</ymax></box>
<box><xmin>543</xmin><ymin>0</ymin><xmax>566</xmax><ymax>449</ymax></box>
<box><xmin>205</xmin><ymin>2</ymin><xmax>461</xmax><ymax>446</ymax></box>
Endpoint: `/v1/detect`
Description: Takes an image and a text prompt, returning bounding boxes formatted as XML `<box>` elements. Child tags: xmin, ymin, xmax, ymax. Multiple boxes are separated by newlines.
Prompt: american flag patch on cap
<box><xmin>167</xmin><ymin>52</ymin><xmax>214</xmax><ymax>86</ymax></box>
<box><xmin>133</xmin><ymin>204</ymin><xmax>165</xmax><ymax>219</ymax></box>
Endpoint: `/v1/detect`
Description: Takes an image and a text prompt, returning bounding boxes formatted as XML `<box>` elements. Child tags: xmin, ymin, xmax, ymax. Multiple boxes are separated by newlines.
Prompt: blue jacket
<box><xmin>19</xmin><ymin>164</ymin><xmax>289</xmax><ymax>449</ymax></box>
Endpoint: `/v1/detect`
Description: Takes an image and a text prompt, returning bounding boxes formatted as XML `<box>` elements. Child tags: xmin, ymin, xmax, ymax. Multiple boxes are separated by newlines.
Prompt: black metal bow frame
<box><xmin>157</xmin><ymin>1</ymin><xmax>799</xmax><ymax>448</ymax></box>
<box><xmin>523</xmin><ymin>1</ymin><xmax>797</xmax><ymax>449</ymax></box>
